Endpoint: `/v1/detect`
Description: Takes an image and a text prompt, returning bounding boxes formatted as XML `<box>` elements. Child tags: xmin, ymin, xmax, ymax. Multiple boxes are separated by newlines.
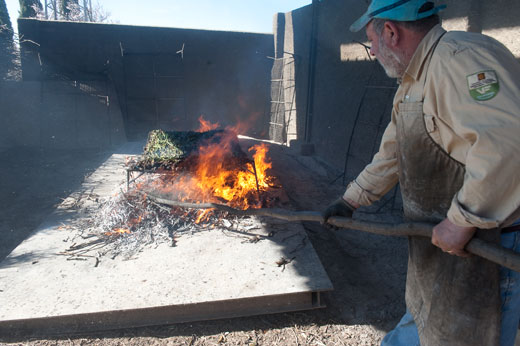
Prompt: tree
<box><xmin>0</xmin><ymin>0</ymin><xmax>14</xmax><ymax>80</ymax></box>
<box><xmin>19</xmin><ymin>0</ymin><xmax>42</xmax><ymax>18</ymax></box>
<box><xmin>35</xmin><ymin>0</ymin><xmax>110</xmax><ymax>22</ymax></box>
<box><xmin>60</xmin><ymin>0</ymin><xmax>78</xmax><ymax>20</ymax></box>
<box><xmin>0</xmin><ymin>0</ymin><xmax>13</xmax><ymax>36</ymax></box>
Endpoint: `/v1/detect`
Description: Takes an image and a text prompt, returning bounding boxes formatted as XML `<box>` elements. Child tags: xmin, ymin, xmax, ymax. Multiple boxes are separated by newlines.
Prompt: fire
<box><xmin>154</xmin><ymin>118</ymin><xmax>274</xmax><ymax>210</ymax></box>
<box><xmin>196</xmin><ymin>115</ymin><xmax>220</xmax><ymax>132</ymax></box>
<box><xmin>194</xmin><ymin>209</ymin><xmax>214</xmax><ymax>224</ymax></box>
<box><xmin>249</xmin><ymin>144</ymin><xmax>272</xmax><ymax>189</ymax></box>
<box><xmin>104</xmin><ymin>215</ymin><xmax>143</xmax><ymax>237</ymax></box>
<box><xmin>105</xmin><ymin>228</ymin><xmax>131</xmax><ymax>236</ymax></box>
<box><xmin>130</xmin><ymin>215</ymin><xmax>142</xmax><ymax>225</ymax></box>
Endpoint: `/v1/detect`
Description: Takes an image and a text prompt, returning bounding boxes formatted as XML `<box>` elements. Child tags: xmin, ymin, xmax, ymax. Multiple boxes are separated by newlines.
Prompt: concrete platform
<box><xmin>0</xmin><ymin>142</ymin><xmax>333</xmax><ymax>338</ymax></box>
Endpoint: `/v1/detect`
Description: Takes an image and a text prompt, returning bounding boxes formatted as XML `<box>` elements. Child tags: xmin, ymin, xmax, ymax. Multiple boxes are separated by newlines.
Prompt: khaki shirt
<box><xmin>344</xmin><ymin>25</ymin><xmax>520</xmax><ymax>229</ymax></box>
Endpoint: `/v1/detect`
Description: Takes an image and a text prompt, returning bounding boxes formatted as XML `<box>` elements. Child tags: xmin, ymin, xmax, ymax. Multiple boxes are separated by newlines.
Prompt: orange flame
<box><xmin>128</xmin><ymin>215</ymin><xmax>142</xmax><ymax>226</ymax></box>
<box><xmin>196</xmin><ymin>116</ymin><xmax>220</xmax><ymax>132</ymax></box>
<box><xmin>194</xmin><ymin>209</ymin><xmax>213</xmax><ymax>224</ymax></box>
<box><xmin>105</xmin><ymin>228</ymin><xmax>131</xmax><ymax>236</ymax></box>
<box><xmin>155</xmin><ymin>132</ymin><xmax>274</xmax><ymax>210</ymax></box>
<box><xmin>249</xmin><ymin>144</ymin><xmax>272</xmax><ymax>189</ymax></box>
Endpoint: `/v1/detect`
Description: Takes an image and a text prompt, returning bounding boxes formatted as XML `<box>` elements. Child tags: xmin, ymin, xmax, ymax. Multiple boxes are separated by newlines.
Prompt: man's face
<box><xmin>366</xmin><ymin>21</ymin><xmax>406</xmax><ymax>78</ymax></box>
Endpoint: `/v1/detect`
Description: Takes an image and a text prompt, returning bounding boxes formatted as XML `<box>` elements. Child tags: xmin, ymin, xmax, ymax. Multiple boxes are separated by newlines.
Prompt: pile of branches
<box><xmin>61</xmin><ymin>129</ymin><xmax>284</xmax><ymax>264</ymax></box>
<box><xmin>62</xmin><ymin>182</ymin><xmax>240</xmax><ymax>263</ymax></box>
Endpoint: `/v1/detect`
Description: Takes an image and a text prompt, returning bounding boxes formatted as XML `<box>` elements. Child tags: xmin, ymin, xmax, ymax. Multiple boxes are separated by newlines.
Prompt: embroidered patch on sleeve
<box><xmin>467</xmin><ymin>70</ymin><xmax>499</xmax><ymax>101</ymax></box>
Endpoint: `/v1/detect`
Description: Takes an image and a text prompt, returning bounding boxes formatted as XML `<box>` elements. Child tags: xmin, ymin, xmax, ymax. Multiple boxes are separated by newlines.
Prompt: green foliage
<box><xmin>137</xmin><ymin>129</ymin><xmax>247</xmax><ymax>171</ymax></box>
<box><xmin>19</xmin><ymin>0</ymin><xmax>42</xmax><ymax>18</ymax></box>
<box><xmin>143</xmin><ymin>129</ymin><xmax>226</xmax><ymax>162</ymax></box>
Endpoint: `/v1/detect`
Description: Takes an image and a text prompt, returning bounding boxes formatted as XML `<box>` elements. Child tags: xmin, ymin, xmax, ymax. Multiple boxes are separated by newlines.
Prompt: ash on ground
<box><xmin>62</xmin><ymin>174</ymin><xmax>254</xmax><ymax>263</ymax></box>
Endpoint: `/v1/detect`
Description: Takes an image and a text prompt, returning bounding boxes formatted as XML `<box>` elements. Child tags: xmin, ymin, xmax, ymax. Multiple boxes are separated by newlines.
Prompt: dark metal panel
<box><xmin>0</xmin><ymin>291</ymin><xmax>327</xmax><ymax>339</ymax></box>
<box><xmin>156</xmin><ymin>77</ymin><xmax>185</xmax><ymax>98</ymax></box>
<box><xmin>123</xmin><ymin>55</ymin><xmax>154</xmax><ymax>77</ymax></box>
<box><xmin>123</xmin><ymin>53</ymin><xmax>186</xmax><ymax>140</ymax></box>
<box><xmin>154</xmin><ymin>55</ymin><xmax>184</xmax><ymax>76</ymax></box>
<box><xmin>157</xmin><ymin>99</ymin><xmax>186</xmax><ymax>130</ymax></box>
<box><xmin>126</xmin><ymin>99</ymin><xmax>156</xmax><ymax>122</ymax></box>
<box><xmin>126</xmin><ymin>76</ymin><xmax>156</xmax><ymax>98</ymax></box>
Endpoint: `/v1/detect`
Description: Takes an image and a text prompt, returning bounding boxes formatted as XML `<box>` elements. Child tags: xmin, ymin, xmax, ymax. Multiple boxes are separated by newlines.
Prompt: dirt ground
<box><xmin>0</xmin><ymin>139</ymin><xmax>409</xmax><ymax>345</ymax></box>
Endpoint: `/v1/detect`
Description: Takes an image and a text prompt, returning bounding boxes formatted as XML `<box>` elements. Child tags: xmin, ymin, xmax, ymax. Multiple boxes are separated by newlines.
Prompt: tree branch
<box><xmin>146</xmin><ymin>193</ymin><xmax>520</xmax><ymax>272</ymax></box>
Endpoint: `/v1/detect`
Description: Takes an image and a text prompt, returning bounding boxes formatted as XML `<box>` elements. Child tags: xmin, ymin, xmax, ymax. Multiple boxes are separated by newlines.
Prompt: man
<box><xmin>323</xmin><ymin>1</ymin><xmax>520</xmax><ymax>345</ymax></box>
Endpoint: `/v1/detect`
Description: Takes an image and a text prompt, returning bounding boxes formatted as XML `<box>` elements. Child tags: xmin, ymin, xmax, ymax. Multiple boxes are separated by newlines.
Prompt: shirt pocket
<box><xmin>398</xmin><ymin>101</ymin><xmax>423</xmax><ymax>115</ymax></box>
<box><xmin>424</xmin><ymin>114</ymin><xmax>443</xmax><ymax>146</ymax></box>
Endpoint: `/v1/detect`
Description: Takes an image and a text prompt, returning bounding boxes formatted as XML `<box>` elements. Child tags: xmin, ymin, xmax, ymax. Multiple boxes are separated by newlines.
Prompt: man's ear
<box><xmin>383</xmin><ymin>21</ymin><xmax>401</xmax><ymax>47</ymax></box>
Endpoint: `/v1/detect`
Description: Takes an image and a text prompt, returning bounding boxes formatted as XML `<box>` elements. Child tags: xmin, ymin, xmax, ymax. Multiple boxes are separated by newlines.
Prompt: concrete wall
<box><xmin>272</xmin><ymin>0</ymin><xmax>520</xmax><ymax>183</ymax></box>
<box><xmin>269</xmin><ymin>5</ymin><xmax>313</xmax><ymax>146</ymax></box>
<box><xmin>0</xmin><ymin>80</ymin><xmax>126</xmax><ymax>149</ymax></box>
<box><xmin>17</xmin><ymin>19</ymin><xmax>274</xmax><ymax>142</ymax></box>
<box><xmin>0</xmin><ymin>81</ymin><xmax>41</xmax><ymax>148</ymax></box>
<box><xmin>310</xmin><ymin>0</ymin><xmax>396</xmax><ymax>178</ymax></box>
<box><xmin>441</xmin><ymin>0</ymin><xmax>520</xmax><ymax>57</ymax></box>
<box><xmin>271</xmin><ymin>0</ymin><xmax>394</xmax><ymax>179</ymax></box>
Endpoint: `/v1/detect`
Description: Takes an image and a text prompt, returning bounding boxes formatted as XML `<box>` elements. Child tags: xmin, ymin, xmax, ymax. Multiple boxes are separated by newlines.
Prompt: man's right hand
<box><xmin>322</xmin><ymin>197</ymin><xmax>357</xmax><ymax>226</ymax></box>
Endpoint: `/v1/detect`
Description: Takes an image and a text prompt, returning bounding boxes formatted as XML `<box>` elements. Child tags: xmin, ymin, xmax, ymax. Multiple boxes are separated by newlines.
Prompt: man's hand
<box><xmin>431</xmin><ymin>218</ymin><xmax>476</xmax><ymax>257</ymax></box>
<box><xmin>322</xmin><ymin>198</ymin><xmax>357</xmax><ymax>226</ymax></box>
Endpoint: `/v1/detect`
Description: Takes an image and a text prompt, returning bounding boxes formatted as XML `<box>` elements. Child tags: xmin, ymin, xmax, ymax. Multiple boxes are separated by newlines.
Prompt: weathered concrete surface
<box><xmin>269</xmin><ymin>5</ymin><xmax>312</xmax><ymax>146</ymax></box>
<box><xmin>0</xmin><ymin>141</ymin><xmax>332</xmax><ymax>337</ymax></box>
<box><xmin>0</xmin><ymin>80</ymin><xmax>127</xmax><ymax>150</ymax></box>
<box><xmin>0</xmin><ymin>138</ymin><xmax>410</xmax><ymax>345</ymax></box>
<box><xmin>441</xmin><ymin>0</ymin><xmax>520</xmax><ymax>57</ymax></box>
<box><xmin>17</xmin><ymin>19</ymin><xmax>274</xmax><ymax>142</ymax></box>
<box><xmin>271</xmin><ymin>0</ymin><xmax>520</xmax><ymax>178</ymax></box>
<box><xmin>271</xmin><ymin>0</ymin><xmax>394</xmax><ymax>176</ymax></box>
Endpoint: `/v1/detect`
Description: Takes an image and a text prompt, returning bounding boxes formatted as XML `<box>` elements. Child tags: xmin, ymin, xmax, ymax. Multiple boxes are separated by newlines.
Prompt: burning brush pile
<box><xmin>64</xmin><ymin>119</ymin><xmax>282</xmax><ymax>263</ymax></box>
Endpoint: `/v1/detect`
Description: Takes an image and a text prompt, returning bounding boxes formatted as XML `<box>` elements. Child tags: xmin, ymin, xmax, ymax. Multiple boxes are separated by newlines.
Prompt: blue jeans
<box><xmin>499</xmin><ymin>231</ymin><xmax>520</xmax><ymax>346</ymax></box>
<box><xmin>382</xmin><ymin>231</ymin><xmax>520</xmax><ymax>346</ymax></box>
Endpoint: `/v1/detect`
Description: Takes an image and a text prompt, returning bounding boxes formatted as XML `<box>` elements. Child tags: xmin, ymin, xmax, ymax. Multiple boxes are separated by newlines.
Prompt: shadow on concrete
<box><xmin>0</xmin><ymin>147</ymin><xmax>112</xmax><ymax>263</ymax></box>
<box><xmin>441</xmin><ymin>0</ymin><xmax>520</xmax><ymax>33</ymax></box>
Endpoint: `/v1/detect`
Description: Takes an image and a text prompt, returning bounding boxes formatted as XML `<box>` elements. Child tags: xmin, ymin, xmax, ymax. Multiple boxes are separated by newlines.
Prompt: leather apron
<box><xmin>396</xmin><ymin>35</ymin><xmax>501</xmax><ymax>346</ymax></box>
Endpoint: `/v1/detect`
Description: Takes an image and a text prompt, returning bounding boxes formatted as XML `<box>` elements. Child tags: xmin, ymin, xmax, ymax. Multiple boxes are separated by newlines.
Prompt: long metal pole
<box><xmin>303</xmin><ymin>0</ymin><xmax>319</xmax><ymax>144</ymax></box>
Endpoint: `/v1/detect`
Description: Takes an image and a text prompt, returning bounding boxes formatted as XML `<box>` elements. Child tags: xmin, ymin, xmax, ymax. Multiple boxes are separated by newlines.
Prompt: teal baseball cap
<box><xmin>350</xmin><ymin>0</ymin><xmax>446</xmax><ymax>32</ymax></box>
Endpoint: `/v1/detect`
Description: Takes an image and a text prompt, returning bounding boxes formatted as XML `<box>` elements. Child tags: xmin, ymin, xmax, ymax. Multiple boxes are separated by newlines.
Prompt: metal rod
<box><xmin>127</xmin><ymin>170</ymin><xmax>145</xmax><ymax>190</ymax></box>
<box><xmin>251</xmin><ymin>161</ymin><xmax>262</xmax><ymax>204</ymax></box>
<box><xmin>303</xmin><ymin>0</ymin><xmax>320</xmax><ymax>144</ymax></box>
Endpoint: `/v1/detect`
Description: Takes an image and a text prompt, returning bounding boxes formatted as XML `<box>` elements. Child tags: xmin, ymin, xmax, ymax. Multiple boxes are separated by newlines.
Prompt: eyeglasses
<box><xmin>352</xmin><ymin>40</ymin><xmax>372</xmax><ymax>61</ymax></box>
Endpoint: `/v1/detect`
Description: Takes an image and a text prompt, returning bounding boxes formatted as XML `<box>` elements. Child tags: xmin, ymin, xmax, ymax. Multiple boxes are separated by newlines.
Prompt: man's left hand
<box><xmin>431</xmin><ymin>218</ymin><xmax>476</xmax><ymax>257</ymax></box>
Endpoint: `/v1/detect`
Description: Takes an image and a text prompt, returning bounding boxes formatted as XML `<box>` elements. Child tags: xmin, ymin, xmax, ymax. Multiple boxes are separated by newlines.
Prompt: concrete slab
<box><xmin>0</xmin><ymin>141</ymin><xmax>333</xmax><ymax>338</ymax></box>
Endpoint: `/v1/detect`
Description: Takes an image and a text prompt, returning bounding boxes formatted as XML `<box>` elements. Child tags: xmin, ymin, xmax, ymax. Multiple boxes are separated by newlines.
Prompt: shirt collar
<box><xmin>404</xmin><ymin>24</ymin><xmax>446</xmax><ymax>81</ymax></box>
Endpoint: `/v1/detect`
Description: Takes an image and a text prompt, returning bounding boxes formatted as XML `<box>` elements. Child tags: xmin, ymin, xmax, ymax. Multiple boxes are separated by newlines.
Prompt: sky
<box><xmin>5</xmin><ymin>0</ymin><xmax>312</xmax><ymax>34</ymax></box>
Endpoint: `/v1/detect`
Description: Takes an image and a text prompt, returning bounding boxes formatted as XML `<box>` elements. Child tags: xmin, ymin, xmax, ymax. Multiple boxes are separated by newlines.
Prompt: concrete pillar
<box><xmin>273</xmin><ymin>13</ymin><xmax>285</xmax><ymax>59</ymax></box>
<box><xmin>467</xmin><ymin>0</ymin><xmax>482</xmax><ymax>33</ymax></box>
<box><xmin>282</xmin><ymin>11</ymin><xmax>299</xmax><ymax>144</ymax></box>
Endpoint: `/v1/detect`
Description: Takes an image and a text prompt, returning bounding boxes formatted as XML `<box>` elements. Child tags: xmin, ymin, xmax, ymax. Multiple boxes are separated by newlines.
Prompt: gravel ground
<box><xmin>0</xmin><ymin>140</ymin><xmax>408</xmax><ymax>345</ymax></box>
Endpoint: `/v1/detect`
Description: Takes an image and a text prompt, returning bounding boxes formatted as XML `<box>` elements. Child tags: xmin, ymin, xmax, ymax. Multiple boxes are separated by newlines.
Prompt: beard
<box><xmin>377</xmin><ymin>36</ymin><xmax>407</xmax><ymax>78</ymax></box>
